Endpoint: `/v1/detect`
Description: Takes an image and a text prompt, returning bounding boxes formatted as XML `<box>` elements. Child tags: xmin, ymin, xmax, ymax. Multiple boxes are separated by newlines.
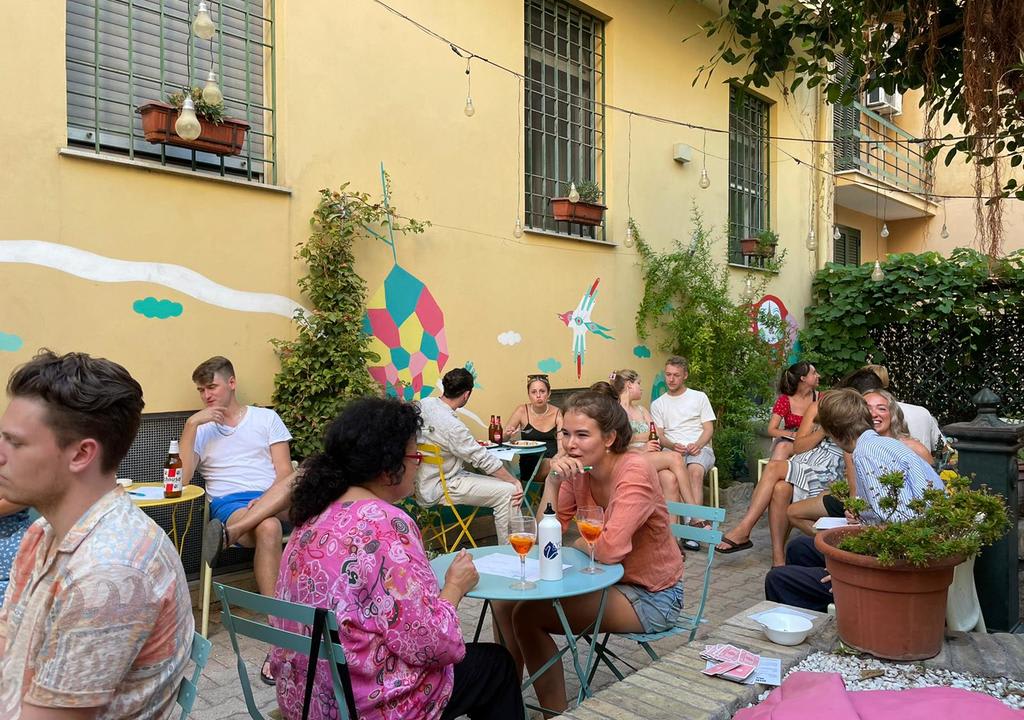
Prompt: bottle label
<box><xmin>163</xmin><ymin>468</ymin><xmax>182</xmax><ymax>493</ymax></box>
<box><xmin>543</xmin><ymin>541</ymin><xmax>560</xmax><ymax>560</ymax></box>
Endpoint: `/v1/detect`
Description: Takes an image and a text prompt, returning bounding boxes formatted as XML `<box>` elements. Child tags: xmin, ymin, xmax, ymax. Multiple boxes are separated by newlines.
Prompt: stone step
<box><xmin>924</xmin><ymin>630</ymin><xmax>1024</xmax><ymax>680</ymax></box>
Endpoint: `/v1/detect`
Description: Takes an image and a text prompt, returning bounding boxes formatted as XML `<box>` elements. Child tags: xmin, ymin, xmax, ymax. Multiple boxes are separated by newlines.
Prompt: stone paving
<box><xmin>189</xmin><ymin>483</ymin><xmax>767</xmax><ymax>719</ymax></box>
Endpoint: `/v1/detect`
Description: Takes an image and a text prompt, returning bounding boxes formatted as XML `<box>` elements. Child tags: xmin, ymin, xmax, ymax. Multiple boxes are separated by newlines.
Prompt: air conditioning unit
<box><xmin>863</xmin><ymin>87</ymin><xmax>903</xmax><ymax>116</ymax></box>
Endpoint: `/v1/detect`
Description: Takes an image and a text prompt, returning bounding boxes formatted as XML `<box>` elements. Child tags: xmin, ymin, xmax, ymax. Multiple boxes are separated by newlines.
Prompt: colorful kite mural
<box><xmin>362</xmin><ymin>165</ymin><xmax>448</xmax><ymax>401</ymax></box>
<box><xmin>558</xmin><ymin>277</ymin><xmax>613</xmax><ymax>379</ymax></box>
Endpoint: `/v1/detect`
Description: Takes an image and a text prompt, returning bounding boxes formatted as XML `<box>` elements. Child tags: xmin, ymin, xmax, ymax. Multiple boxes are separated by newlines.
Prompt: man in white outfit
<box><xmin>416</xmin><ymin>368</ymin><xmax>523</xmax><ymax>544</ymax></box>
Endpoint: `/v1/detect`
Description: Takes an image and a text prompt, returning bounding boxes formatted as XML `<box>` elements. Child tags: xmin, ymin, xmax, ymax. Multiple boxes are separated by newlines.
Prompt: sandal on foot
<box><xmin>716</xmin><ymin>537</ymin><xmax>753</xmax><ymax>554</ymax></box>
<box><xmin>202</xmin><ymin>518</ymin><xmax>228</xmax><ymax>567</ymax></box>
<box><xmin>683</xmin><ymin>539</ymin><xmax>701</xmax><ymax>552</ymax></box>
<box><xmin>260</xmin><ymin>652</ymin><xmax>276</xmax><ymax>686</ymax></box>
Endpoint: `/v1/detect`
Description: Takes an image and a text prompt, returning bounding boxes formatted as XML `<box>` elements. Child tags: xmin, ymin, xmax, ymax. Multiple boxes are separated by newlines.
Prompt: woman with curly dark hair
<box><xmin>271</xmin><ymin>397</ymin><xmax>523</xmax><ymax>720</ymax></box>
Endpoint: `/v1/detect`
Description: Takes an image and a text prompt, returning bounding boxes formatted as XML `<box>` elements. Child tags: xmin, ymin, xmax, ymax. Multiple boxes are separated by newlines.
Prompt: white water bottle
<box><xmin>538</xmin><ymin>503</ymin><xmax>563</xmax><ymax>581</ymax></box>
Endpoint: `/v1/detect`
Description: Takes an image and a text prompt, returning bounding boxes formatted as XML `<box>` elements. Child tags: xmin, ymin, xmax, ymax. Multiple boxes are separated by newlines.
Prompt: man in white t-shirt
<box><xmin>650</xmin><ymin>355</ymin><xmax>716</xmax><ymax>509</ymax></box>
<box><xmin>180</xmin><ymin>356</ymin><xmax>293</xmax><ymax>685</ymax></box>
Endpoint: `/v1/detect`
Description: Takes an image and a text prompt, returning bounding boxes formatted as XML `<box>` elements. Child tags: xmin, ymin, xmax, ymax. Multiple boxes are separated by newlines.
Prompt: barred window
<box><xmin>524</xmin><ymin>0</ymin><xmax>606</xmax><ymax>240</ymax></box>
<box><xmin>66</xmin><ymin>0</ymin><xmax>276</xmax><ymax>183</ymax></box>
<box><xmin>728</xmin><ymin>86</ymin><xmax>771</xmax><ymax>264</ymax></box>
<box><xmin>833</xmin><ymin>225</ymin><xmax>861</xmax><ymax>266</ymax></box>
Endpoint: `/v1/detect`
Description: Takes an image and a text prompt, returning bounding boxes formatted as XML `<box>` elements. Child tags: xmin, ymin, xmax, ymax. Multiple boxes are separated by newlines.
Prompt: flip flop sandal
<box><xmin>202</xmin><ymin>518</ymin><xmax>228</xmax><ymax>567</ymax></box>
<box><xmin>683</xmin><ymin>539</ymin><xmax>701</xmax><ymax>552</ymax></box>
<box><xmin>260</xmin><ymin>652</ymin><xmax>276</xmax><ymax>686</ymax></box>
<box><xmin>716</xmin><ymin>537</ymin><xmax>754</xmax><ymax>554</ymax></box>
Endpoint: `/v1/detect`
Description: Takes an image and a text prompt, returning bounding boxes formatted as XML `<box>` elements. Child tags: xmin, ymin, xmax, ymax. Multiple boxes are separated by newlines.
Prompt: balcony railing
<box><xmin>834</xmin><ymin>101</ymin><xmax>932</xmax><ymax>196</ymax></box>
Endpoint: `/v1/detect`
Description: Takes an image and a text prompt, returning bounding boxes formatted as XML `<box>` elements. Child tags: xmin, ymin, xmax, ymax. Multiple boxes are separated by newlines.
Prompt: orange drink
<box><xmin>577</xmin><ymin>520</ymin><xmax>603</xmax><ymax>543</ymax></box>
<box><xmin>575</xmin><ymin>505</ymin><xmax>605</xmax><ymax>574</ymax></box>
<box><xmin>509</xmin><ymin>532</ymin><xmax>536</xmax><ymax>556</ymax></box>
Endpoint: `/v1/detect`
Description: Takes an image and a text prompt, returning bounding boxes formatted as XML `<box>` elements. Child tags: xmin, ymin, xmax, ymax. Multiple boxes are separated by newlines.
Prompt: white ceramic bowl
<box><xmin>116</xmin><ymin>477</ymin><xmax>134</xmax><ymax>489</ymax></box>
<box><xmin>759</xmin><ymin>614</ymin><xmax>813</xmax><ymax>646</ymax></box>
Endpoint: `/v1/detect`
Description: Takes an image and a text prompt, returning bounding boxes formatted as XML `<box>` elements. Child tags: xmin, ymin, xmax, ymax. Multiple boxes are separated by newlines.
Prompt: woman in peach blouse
<box><xmin>493</xmin><ymin>383</ymin><xmax>683</xmax><ymax>713</ymax></box>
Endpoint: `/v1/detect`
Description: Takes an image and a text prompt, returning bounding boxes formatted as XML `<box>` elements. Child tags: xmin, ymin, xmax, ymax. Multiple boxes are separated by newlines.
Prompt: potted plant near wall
<box><xmin>815</xmin><ymin>471</ymin><xmax>1008</xmax><ymax>661</ymax></box>
<box><xmin>138</xmin><ymin>88</ymin><xmax>250</xmax><ymax>156</ymax></box>
<box><xmin>550</xmin><ymin>180</ymin><xmax>606</xmax><ymax>226</ymax></box>
<box><xmin>739</xmin><ymin>229</ymin><xmax>779</xmax><ymax>258</ymax></box>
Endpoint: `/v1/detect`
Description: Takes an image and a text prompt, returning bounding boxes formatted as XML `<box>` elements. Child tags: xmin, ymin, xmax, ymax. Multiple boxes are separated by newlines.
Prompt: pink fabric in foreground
<box><xmin>734</xmin><ymin>671</ymin><xmax>1023</xmax><ymax>720</ymax></box>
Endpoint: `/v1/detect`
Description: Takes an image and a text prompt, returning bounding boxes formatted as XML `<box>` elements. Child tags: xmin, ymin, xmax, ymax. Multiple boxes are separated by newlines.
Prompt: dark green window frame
<box><xmin>524</xmin><ymin>0</ymin><xmax>606</xmax><ymax>240</ymax></box>
<box><xmin>728</xmin><ymin>85</ymin><xmax>770</xmax><ymax>265</ymax></box>
<box><xmin>66</xmin><ymin>0</ymin><xmax>277</xmax><ymax>184</ymax></box>
<box><xmin>833</xmin><ymin>225</ymin><xmax>861</xmax><ymax>266</ymax></box>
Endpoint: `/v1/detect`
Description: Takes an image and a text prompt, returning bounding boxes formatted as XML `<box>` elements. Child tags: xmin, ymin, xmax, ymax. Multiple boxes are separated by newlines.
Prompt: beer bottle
<box><xmin>649</xmin><ymin>422</ymin><xmax>660</xmax><ymax>443</ymax></box>
<box><xmin>164</xmin><ymin>440</ymin><xmax>183</xmax><ymax>499</ymax></box>
<box><xmin>492</xmin><ymin>416</ymin><xmax>504</xmax><ymax>445</ymax></box>
<box><xmin>488</xmin><ymin>415</ymin><xmax>496</xmax><ymax>442</ymax></box>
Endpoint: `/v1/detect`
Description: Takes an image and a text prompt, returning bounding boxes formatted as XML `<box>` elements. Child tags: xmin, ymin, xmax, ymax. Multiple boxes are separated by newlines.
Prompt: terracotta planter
<box><xmin>138</xmin><ymin>101</ymin><xmax>250</xmax><ymax>156</ymax></box>
<box><xmin>550</xmin><ymin>197</ymin><xmax>606</xmax><ymax>226</ymax></box>
<box><xmin>815</xmin><ymin>526</ymin><xmax>961</xmax><ymax>661</ymax></box>
<box><xmin>739</xmin><ymin>237</ymin><xmax>777</xmax><ymax>257</ymax></box>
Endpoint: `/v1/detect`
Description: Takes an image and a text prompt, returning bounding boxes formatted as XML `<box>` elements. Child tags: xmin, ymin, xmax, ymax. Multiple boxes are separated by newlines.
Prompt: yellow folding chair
<box><xmin>418</xmin><ymin>443</ymin><xmax>479</xmax><ymax>552</ymax></box>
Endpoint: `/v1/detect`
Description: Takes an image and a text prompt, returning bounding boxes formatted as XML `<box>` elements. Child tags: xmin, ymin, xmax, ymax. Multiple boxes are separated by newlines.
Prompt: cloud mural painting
<box><xmin>133</xmin><ymin>297</ymin><xmax>183</xmax><ymax>319</ymax></box>
<box><xmin>537</xmin><ymin>358</ymin><xmax>562</xmax><ymax>374</ymax></box>
<box><xmin>633</xmin><ymin>344</ymin><xmax>651</xmax><ymax>359</ymax></box>
<box><xmin>497</xmin><ymin>330</ymin><xmax>522</xmax><ymax>346</ymax></box>
<box><xmin>0</xmin><ymin>332</ymin><xmax>23</xmax><ymax>353</ymax></box>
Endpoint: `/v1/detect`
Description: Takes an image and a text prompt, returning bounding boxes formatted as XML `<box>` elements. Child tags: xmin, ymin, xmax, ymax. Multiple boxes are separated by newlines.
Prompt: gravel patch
<box><xmin>754</xmin><ymin>651</ymin><xmax>1024</xmax><ymax>710</ymax></box>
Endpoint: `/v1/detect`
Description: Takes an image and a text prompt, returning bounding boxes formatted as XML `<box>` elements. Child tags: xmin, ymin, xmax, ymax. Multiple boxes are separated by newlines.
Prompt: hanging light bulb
<box><xmin>568</xmin><ymin>182</ymin><xmax>580</xmax><ymax>203</ymax></box>
<box><xmin>941</xmin><ymin>223</ymin><xmax>950</xmax><ymax>239</ymax></box>
<box><xmin>513</xmin><ymin>219</ymin><xmax>523</xmax><ymax>238</ymax></box>
<box><xmin>834</xmin><ymin>225</ymin><xmax>842</xmax><ymax>240</ymax></box>
<box><xmin>462</xmin><ymin>56</ymin><xmax>475</xmax><ymax>117</ymax></box>
<box><xmin>464</xmin><ymin>96</ymin><xmax>475</xmax><ymax>117</ymax></box>
<box><xmin>174</xmin><ymin>95</ymin><xmax>202</xmax><ymax>141</ymax></box>
<box><xmin>624</xmin><ymin>224</ymin><xmax>635</xmax><ymax>248</ymax></box>
<box><xmin>806</xmin><ymin>229</ymin><xmax>817</xmax><ymax>250</ymax></box>
<box><xmin>698</xmin><ymin>167</ymin><xmax>711</xmax><ymax>189</ymax></box>
<box><xmin>202</xmin><ymin>70</ymin><xmax>223</xmax><ymax>106</ymax></box>
<box><xmin>871</xmin><ymin>260</ymin><xmax>885</xmax><ymax>282</ymax></box>
<box><xmin>743</xmin><ymin>274</ymin><xmax>754</xmax><ymax>301</ymax></box>
<box><xmin>192</xmin><ymin>1</ymin><xmax>216</xmax><ymax>40</ymax></box>
<box><xmin>880</xmin><ymin>222</ymin><xmax>890</xmax><ymax>239</ymax></box>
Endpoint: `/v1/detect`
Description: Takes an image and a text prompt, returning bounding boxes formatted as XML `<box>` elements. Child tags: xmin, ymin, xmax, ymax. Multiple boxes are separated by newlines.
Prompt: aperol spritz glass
<box><xmin>575</xmin><ymin>505</ymin><xmax>605</xmax><ymax>574</ymax></box>
<box><xmin>509</xmin><ymin>515</ymin><xmax>537</xmax><ymax>590</ymax></box>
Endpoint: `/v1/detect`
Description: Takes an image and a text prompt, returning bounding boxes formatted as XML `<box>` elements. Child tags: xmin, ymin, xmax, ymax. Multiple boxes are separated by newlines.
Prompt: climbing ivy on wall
<box><xmin>800</xmin><ymin>248</ymin><xmax>1024</xmax><ymax>423</ymax></box>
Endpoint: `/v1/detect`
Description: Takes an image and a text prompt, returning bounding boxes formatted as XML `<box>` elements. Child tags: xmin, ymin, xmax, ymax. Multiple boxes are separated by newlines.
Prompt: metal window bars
<box><xmin>66</xmin><ymin>0</ymin><xmax>276</xmax><ymax>184</ymax></box>
<box><xmin>728</xmin><ymin>85</ymin><xmax>770</xmax><ymax>266</ymax></box>
<box><xmin>524</xmin><ymin>0</ymin><xmax>606</xmax><ymax>240</ymax></box>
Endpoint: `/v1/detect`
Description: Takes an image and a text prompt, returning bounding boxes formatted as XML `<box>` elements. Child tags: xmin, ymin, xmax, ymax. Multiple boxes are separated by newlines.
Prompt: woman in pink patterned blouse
<box><xmin>272</xmin><ymin>398</ymin><xmax>523</xmax><ymax>720</ymax></box>
<box><xmin>767</xmin><ymin>361</ymin><xmax>820</xmax><ymax>461</ymax></box>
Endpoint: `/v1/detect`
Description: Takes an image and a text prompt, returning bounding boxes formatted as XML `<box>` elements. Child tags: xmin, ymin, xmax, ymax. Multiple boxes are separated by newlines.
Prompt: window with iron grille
<box><xmin>524</xmin><ymin>0</ymin><xmax>605</xmax><ymax>240</ymax></box>
<box><xmin>728</xmin><ymin>86</ymin><xmax>770</xmax><ymax>264</ymax></box>
<box><xmin>833</xmin><ymin>225</ymin><xmax>861</xmax><ymax>266</ymax></box>
<box><xmin>66</xmin><ymin>0</ymin><xmax>276</xmax><ymax>184</ymax></box>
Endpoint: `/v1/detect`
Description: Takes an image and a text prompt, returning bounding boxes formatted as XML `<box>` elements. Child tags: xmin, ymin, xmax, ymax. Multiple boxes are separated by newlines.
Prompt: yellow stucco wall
<box><xmin>1</xmin><ymin>0</ymin><xmax>818</xmax><ymax>422</ymax></box>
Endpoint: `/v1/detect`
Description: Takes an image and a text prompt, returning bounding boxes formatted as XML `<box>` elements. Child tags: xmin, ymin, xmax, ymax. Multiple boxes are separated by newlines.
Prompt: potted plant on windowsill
<box><xmin>550</xmin><ymin>180</ymin><xmax>606</xmax><ymax>226</ymax></box>
<box><xmin>739</xmin><ymin>229</ymin><xmax>779</xmax><ymax>258</ymax></box>
<box><xmin>815</xmin><ymin>471</ymin><xmax>1008</xmax><ymax>661</ymax></box>
<box><xmin>138</xmin><ymin>88</ymin><xmax>250</xmax><ymax>156</ymax></box>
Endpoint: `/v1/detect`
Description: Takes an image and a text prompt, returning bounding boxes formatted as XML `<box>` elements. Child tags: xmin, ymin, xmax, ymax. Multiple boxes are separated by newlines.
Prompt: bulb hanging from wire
<box><xmin>834</xmin><ymin>225</ymin><xmax>841</xmax><ymax>240</ymax></box>
<box><xmin>513</xmin><ymin>219</ymin><xmax>523</xmax><ymax>238</ymax></box>
<box><xmin>940</xmin><ymin>223</ymin><xmax>949</xmax><ymax>239</ymax></box>
<box><xmin>743</xmin><ymin>274</ymin><xmax>754</xmax><ymax>301</ymax></box>
<box><xmin>174</xmin><ymin>95</ymin><xmax>202</xmax><ymax>141</ymax></box>
<box><xmin>463</xmin><ymin>56</ymin><xmax>475</xmax><ymax>117</ymax></box>
<box><xmin>624</xmin><ymin>223</ymin><xmax>634</xmax><ymax>248</ymax></box>
<box><xmin>192</xmin><ymin>1</ymin><xmax>216</xmax><ymax>40</ymax></box>
<box><xmin>568</xmin><ymin>182</ymin><xmax>580</xmax><ymax>203</ymax></box>
<box><xmin>698</xmin><ymin>167</ymin><xmax>710</xmax><ymax>189</ymax></box>
<box><xmin>880</xmin><ymin>223</ymin><xmax>890</xmax><ymax>239</ymax></box>
<box><xmin>871</xmin><ymin>260</ymin><xmax>885</xmax><ymax>282</ymax></box>
<box><xmin>806</xmin><ymin>229</ymin><xmax>817</xmax><ymax>250</ymax></box>
<box><xmin>202</xmin><ymin>70</ymin><xmax>223</xmax><ymax>106</ymax></box>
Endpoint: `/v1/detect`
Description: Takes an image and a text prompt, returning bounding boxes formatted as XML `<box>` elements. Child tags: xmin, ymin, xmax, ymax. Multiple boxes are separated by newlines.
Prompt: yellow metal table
<box><xmin>127</xmin><ymin>482</ymin><xmax>205</xmax><ymax>555</ymax></box>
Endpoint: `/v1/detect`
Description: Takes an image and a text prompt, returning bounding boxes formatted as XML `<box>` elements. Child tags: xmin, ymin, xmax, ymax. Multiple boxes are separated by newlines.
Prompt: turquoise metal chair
<box><xmin>586</xmin><ymin>501</ymin><xmax>725</xmax><ymax>679</ymax></box>
<box><xmin>215</xmin><ymin>583</ymin><xmax>357</xmax><ymax>720</ymax></box>
<box><xmin>176</xmin><ymin>632</ymin><xmax>212</xmax><ymax>719</ymax></box>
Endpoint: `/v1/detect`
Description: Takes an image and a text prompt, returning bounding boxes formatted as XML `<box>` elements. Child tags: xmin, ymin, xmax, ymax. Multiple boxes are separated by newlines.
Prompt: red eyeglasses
<box><xmin>404</xmin><ymin>452</ymin><xmax>424</xmax><ymax>466</ymax></box>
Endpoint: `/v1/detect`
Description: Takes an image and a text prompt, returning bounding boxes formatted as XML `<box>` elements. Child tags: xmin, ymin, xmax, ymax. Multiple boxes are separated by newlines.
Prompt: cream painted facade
<box><xmin>1</xmin><ymin>1</ymin><xmax>822</xmax><ymax>422</ymax></box>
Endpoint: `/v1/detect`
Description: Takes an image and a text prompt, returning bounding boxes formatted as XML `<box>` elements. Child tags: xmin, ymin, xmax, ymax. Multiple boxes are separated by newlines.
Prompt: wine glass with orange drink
<box><xmin>509</xmin><ymin>514</ymin><xmax>538</xmax><ymax>589</ymax></box>
<box><xmin>575</xmin><ymin>505</ymin><xmax>605</xmax><ymax>574</ymax></box>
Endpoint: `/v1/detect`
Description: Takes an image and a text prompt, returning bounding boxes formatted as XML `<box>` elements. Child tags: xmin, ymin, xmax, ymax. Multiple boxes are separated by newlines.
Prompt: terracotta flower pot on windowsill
<box><xmin>138</xmin><ymin>101</ymin><xmax>250</xmax><ymax>156</ymax></box>
<box><xmin>550</xmin><ymin>198</ymin><xmax>607</xmax><ymax>227</ymax></box>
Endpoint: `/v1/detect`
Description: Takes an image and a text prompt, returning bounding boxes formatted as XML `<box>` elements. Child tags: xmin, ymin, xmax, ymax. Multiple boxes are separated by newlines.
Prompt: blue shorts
<box><xmin>210</xmin><ymin>491</ymin><xmax>264</xmax><ymax>525</ymax></box>
<box><xmin>616</xmin><ymin>581</ymin><xmax>684</xmax><ymax>634</ymax></box>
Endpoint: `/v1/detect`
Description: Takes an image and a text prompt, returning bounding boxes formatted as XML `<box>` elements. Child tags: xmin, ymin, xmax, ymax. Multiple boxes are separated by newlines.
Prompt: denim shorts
<box><xmin>616</xmin><ymin>581</ymin><xmax>684</xmax><ymax>634</ymax></box>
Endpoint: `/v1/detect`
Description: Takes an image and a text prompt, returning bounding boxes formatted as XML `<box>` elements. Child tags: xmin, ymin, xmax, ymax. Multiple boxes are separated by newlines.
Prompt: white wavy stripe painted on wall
<box><xmin>0</xmin><ymin>240</ymin><xmax>308</xmax><ymax>319</ymax></box>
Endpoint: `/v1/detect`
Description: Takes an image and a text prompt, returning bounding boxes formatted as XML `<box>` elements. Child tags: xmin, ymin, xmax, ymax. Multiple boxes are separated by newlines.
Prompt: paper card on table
<box><xmin>486</xmin><ymin>448</ymin><xmax>517</xmax><ymax>462</ymax></box>
<box><xmin>738</xmin><ymin>649</ymin><xmax>759</xmax><ymax>666</ymax></box>
<box><xmin>718</xmin><ymin>645</ymin><xmax>741</xmax><ymax>662</ymax></box>
<box><xmin>702</xmin><ymin>661</ymin><xmax>740</xmax><ymax>676</ymax></box>
<box><xmin>472</xmin><ymin>554</ymin><xmax>571</xmax><ymax>582</ymax></box>
<box><xmin>742</xmin><ymin>657</ymin><xmax>782</xmax><ymax>686</ymax></box>
<box><xmin>814</xmin><ymin>516</ymin><xmax>859</xmax><ymax>531</ymax></box>
<box><xmin>125</xmin><ymin>486</ymin><xmax>166</xmax><ymax>501</ymax></box>
<box><xmin>749</xmin><ymin>607</ymin><xmax>816</xmax><ymax>624</ymax></box>
<box><xmin>722</xmin><ymin>663</ymin><xmax>756</xmax><ymax>682</ymax></box>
